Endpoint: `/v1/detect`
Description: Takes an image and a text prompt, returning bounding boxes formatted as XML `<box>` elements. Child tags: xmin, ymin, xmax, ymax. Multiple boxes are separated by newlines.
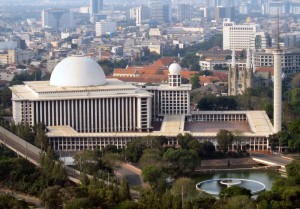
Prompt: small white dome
<box><xmin>50</xmin><ymin>56</ymin><xmax>107</xmax><ymax>87</ymax></box>
<box><xmin>168</xmin><ymin>63</ymin><xmax>181</xmax><ymax>75</ymax></box>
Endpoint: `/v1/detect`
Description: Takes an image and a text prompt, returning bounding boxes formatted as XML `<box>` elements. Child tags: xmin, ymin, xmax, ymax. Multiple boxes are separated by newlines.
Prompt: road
<box><xmin>0</xmin><ymin>126</ymin><xmax>84</xmax><ymax>184</ymax></box>
<box><xmin>251</xmin><ymin>152</ymin><xmax>293</xmax><ymax>167</ymax></box>
<box><xmin>115</xmin><ymin>163</ymin><xmax>143</xmax><ymax>187</ymax></box>
<box><xmin>0</xmin><ymin>126</ymin><xmax>141</xmax><ymax>198</ymax></box>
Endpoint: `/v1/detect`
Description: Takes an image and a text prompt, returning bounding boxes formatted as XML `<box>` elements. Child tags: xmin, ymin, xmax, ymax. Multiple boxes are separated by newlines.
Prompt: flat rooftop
<box><xmin>184</xmin><ymin>121</ymin><xmax>252</xmax><ymax>133</ymax></box>
<box><xmin>47</xmin><ymin>111</ymin><xmax>274</xmax><ymax>138</ymax></box>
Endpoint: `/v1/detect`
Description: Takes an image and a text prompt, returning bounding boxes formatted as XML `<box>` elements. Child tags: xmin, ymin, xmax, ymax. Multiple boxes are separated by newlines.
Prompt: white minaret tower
<box><xmin>168</xmin><ymin>63</ymin><xmax>182</xmax><ymax>87</ymax></box>
<box><xmin>273</xmin><ymin>16</ymin><xmax>283</xmax><ymax>133</ymax></box>
<box><xmin>246</xmin><ymin>48</ymin><xmax>251</xmax><ymax>69</ymax></box>
<box><xmin>231</xmin><ymin>49</ymin><xmax>237</xmax><ymax>95</ymax></box>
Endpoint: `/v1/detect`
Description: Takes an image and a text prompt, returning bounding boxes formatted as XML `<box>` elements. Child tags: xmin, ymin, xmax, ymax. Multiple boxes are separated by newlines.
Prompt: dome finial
<box><xmin>169</xmin><ymin>63</ymin><xmax>181</xmax><ymax>75</ymax></box>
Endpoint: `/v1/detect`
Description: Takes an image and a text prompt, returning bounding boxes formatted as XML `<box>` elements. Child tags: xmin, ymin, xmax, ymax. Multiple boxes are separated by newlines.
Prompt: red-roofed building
<box><xmin>113</xmin><ymin>58</ymin><xmax>196</xmax><ymax>84</ymax></box>
<box><xmin>199</xmin><ymin>75</ymin><xmax>220</xmax><ymax>86</ymax></box>
<box><xmin>213</xmin><ymin>71</ymin><xmax>228</xmax><ymax>82</ymax></box>
<box><xmin>255</xmin><ymin>67</ymin><xmax>274</xmax><ymax>76</ymax></box>
<box><xmin>254</xmin><ymin>67</ymin><xmax>274</xmax><ymax>87</ymax></box>
<box><xmin>151</xmin><ymin>57</ymin><xmax>176</xmax><ymax>67</ymax></box>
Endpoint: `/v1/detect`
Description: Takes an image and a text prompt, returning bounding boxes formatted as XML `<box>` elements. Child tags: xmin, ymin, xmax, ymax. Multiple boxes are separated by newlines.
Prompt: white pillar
<box><xmin>273</xmin><ymin>49</ymin><xmax>283</xmax><ymax>133</ymax></box>
<box><xmin>137</xmin><ymin>98</ymin><xmax>142</xmax><ymax>131</ymax></box>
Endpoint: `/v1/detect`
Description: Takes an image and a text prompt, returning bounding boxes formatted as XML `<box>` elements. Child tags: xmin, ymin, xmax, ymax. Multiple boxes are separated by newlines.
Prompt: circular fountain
<box><xmin>196</xmin><ymin>178</ymin><xmax>266</xmax><ymax>196</ymax></box>
<box><xmin>220</xmin><ymin>179</ymin><xmax>242</xmax><ymax>187</ymax></box>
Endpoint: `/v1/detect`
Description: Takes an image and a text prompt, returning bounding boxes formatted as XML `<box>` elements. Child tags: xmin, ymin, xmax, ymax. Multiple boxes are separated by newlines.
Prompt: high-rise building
<box><xmin>263</xmin><ymin>1</ymin><xmax>300</xmax><ymax>15</ymax></box>
<box><xmin>206</xmin><ymin>0</ymin><xmax>218</xmax><ymax>7</ymax></box>
<box><xmin>223</xmin><ymin>19</ymin><xmax>257</xmax><ymax>51</ymax></box>
<box><xmin>250</xmin><ymin>32</ymin><xmax>272</xmax><ymax>50</ymax></box>
<box><xmin>90</xmin><ymin>0</ymin><xmax>103</xmax><ymax>15</ymax></box>
<box><xmin>282</xmin><ymin>33</ymin><xmax>300</xmax><ymax>48</ymax></box>
<box><xmin>149</xmin><ymin>0</ymin><xmax>170</xmax><ymax>23</ymax></box>
<box><xmin>42</xmin><ymin>9</ymin><xmax>74</xmax><ymax>29</ymax></box>
<box><xmin>129</xmin><ymin>5</ymin><xmax>150</xmax><ymax>26</ymax></box>
<box><xmin>95</xmin><ymin>21</ymin><xmax>117</xmax><ymax>36</ymax></box>
<box><xmin>215</xmin><ymin>6</ymin><xmax>235</xmax><ymax>21</ymax></box>
<box><xmin>177</xmin><ymin>3</ymin><xmax>192</xmax><ymax>22</ymax></box>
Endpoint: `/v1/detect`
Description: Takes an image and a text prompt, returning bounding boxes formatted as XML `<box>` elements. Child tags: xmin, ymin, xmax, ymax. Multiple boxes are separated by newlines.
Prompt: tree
<box><xmin>199</xmin><ymin>141</ymin><xmax>215</xmax><ymax>158</ymax></box>
<box><xmin>114</xmin><ymin>200</ymin><xmax>140</xmax><ymax>209</ymax></box>
<box><xmin>190</xmin><ymin>74</ymin><xmax>200</xmax><ymax>89</ymax></box>
<box><xmin>286</xmin><ymin>159</ymin><xmax>300</xmax><ymax>179</ymax></box>
<box><xmin>219</xmin><ymin>186</ymin><xmax>251</xmax><ymax>199</ymax></box>
<box><xmin>103</xmin><ymin>145</ymin><xmax>119</xmax><ymax>153</ymax></box>
<box><xmin>288</xmin><ymin>119</ymin><xmax>300</xmax><ymax>135</ymax></box>
<box><xmin>183</xmin><ymin>193</ymin><xmax>216</xmax><ymax>209</ymax></box>
<box><xmin>187</xmin><ymin>139</ymin><xmax>201</xmax><ymax>153</ymax></box>
<box><xmin>64</xmin><ymin>198</ymin><xmax>93</xmax><ymax>209</ymax></box>
<box><xmin>33</xmin><ymin>123</ymin><xmax>48</xmax><ymax>150</ymax></box>
<box><xmin>40</xmin><ymin>185</ymin><xmax>63</xmax><ymax>209</ymax></box>
<box><xmin>177</xmin><ymin>133</ymin><xmax>194</xmax><ymax>149</ymax></box>
<box><xmin>73</xmin><ymin>150</ymin><xmax>102</xmax><ymax>174</ymax></box>
<box><xmin>119</xmin><ymin>177</ymin><xmax>131</xmax><ymax>201</ymax></box>
<box><xmin>277</xmin><ymin>131</ymin><xmax>290</xmax><ymax>153</ymax></box>
<box><xmin>216</xmin><ymin>130</ymin><xmax>234</xmax><ymax>153</ymax></box>
<box><xmin>171</xmin><ymin>177</ymin><xmax>197</xmax><ymax>198</ymax></box>
<box><xmin>101</xmin><ymin>152</ymin><xmax>122</xmax><ymax>170</ymax></box>
<box><xmin>139</xmin><ymin>149</ymin><xmax>162</xmax><ymax>168</ymax></box>
<box><xmin>197</xmin><ymin>96</ymin><xmax>237</xmax><ymax>111</ymax></box>
<box><xmin>0</xmin><ymin>195</ymin><xmax>29</xmax><ymax>209</ymax></box>
<box><xmin>233</xmin><ymin>130</ymin><xmax>243</xmax><ymax>150</ymax></box>
<box><xmin>163</xmin><ymin>148</ymin><xmax>199</xmax><ymax>175</ymax></box>
<box><xmin>214</xmin><ymin>195</ymin><xmax>255</xmax><ymax>209</ymax></box>
<box><xmin>291</xmin><ymin>73</ymin><xmax>300</xmax><ymax>89</ymax></box>
<box><xmin>142</xmin><ymin>165</ymin><xmax>164</xmax><ymax>188</ymax></box>
<box><xmin>268</xmin><ymin>134</ymin><xmax>279</xmax><ymax>152</ymax></box>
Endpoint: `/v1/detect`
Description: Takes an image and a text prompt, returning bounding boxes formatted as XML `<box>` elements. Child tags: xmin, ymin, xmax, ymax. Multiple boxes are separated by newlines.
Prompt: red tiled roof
<box><xmin>113</xmin><ymin>67</ymin><xmax>136</xmax><ymax>75</ymax></box>
<box><xmin>115</xmin><ymin>74</ymin><xmax>168</xmax><ymax>83</ymax></box>
<box><xmin>213</xmin><ymin>71</ymin><xmax>228</xmax><ymax>82</ymax></box>
<box><xmin>199</xmin><ymin>76</ymin><xmax>220</xmax><ymax>84</ymax></box>
<box><xmin>151</xmin><ymin>57</ymin><xmax>175</xmax><ymax>67</ymax></box>
<box><xmin>255</xmin><ymin>67</ymin><xmax>274</xmax><ymax>76</ymax></box>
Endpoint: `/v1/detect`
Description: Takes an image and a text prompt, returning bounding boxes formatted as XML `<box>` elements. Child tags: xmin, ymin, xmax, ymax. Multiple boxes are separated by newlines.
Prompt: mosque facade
<box><xmin>10</xmin><ymin>56</ymin><xmax>274</xmax><ymax>152</ymax></box>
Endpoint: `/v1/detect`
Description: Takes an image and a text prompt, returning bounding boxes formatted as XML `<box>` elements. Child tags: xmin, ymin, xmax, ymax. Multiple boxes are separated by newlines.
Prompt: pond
<box><xmin>195</xmin><ymin>170</ymin><xmax>281</xmax><ymax>196</ymax></box>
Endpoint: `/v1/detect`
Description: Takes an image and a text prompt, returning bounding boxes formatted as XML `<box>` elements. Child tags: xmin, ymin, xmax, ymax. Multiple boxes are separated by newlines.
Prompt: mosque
<box><xmin>10</xmin><ymin>55</ymin><xmax>275</xmax><ymax>152</ymax></box>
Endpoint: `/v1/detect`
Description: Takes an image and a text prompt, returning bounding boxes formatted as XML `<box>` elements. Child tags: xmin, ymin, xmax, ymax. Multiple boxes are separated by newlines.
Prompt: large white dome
<box><xmin>49</xmin><ymin>56</ymin><xmax>107</xmax><ymax>87</ymax></box>
<box><xmin>168</xmin><ymin>63</ymin><xmax>181</xmax><ymax>75</ymax></box>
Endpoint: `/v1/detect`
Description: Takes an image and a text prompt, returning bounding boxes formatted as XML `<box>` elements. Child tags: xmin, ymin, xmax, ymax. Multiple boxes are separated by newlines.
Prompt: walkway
<box><xmin>251</xmin><ymin>152</ymin><xmax>293</xmax><ymax>173</ymax></box>
<box><xmin>0</xmin><ymin>187</ymin><xmax>44</xmax><ymax>209</ymax></box>
<box><xmin>251</xmin><ymin>152</ymin><xmax>293</xmax><ymax>167</ymax></box>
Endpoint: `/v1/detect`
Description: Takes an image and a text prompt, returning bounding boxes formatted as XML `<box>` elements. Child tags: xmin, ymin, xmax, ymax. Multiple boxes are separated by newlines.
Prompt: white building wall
<box><xmin>95</xmin><ymin>21</ymin><xmax>117</xmax><ymax>36</ymax></box>
<box><xmin>223</xmin><ymin>20</ymin><xmax>257</xmax><ymax>50</ymax></box>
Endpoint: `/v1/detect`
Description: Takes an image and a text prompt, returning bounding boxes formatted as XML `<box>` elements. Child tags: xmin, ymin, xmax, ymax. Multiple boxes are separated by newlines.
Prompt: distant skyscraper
<box><xmin>206</xmin><ymin>0</ymin><xmax>218</xmax><ymax>7</ymax></box>
<box><xmin>130</xmin><ymin>5</ymin><xmax>150</xmax><ymax>26</ymax></box>
<box><xmin>41</xmin><ymin>9</ymin><xmax>74</xmax><ymax>29</ymax></box>
<box><xmin>177</xmin><ymin>3</ymin><xmax>192</xmax><ymax>22</ymax></box>
<box><xmin>215</xmin><ymin>6</ymin><xmax>235</xmax><ymax>21</ymax></box>
<box><xmin>149</xmin><ymin>0</ymin><xmax>170</xmax><ymax>23</ymax></box>
<box><xmin>90</xmin><ymin>0</ymin><xmax>103</xmax><ymax>15</ymax></box>
<box><xmin>250</xmin><ymin>32</ymin><xmax>272</xmax><ymax>49</ymax></box>
<box><xmin>95</xmin><ymin>21</ymin><xmax>117</xmax><ymax>36</ymax></box>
